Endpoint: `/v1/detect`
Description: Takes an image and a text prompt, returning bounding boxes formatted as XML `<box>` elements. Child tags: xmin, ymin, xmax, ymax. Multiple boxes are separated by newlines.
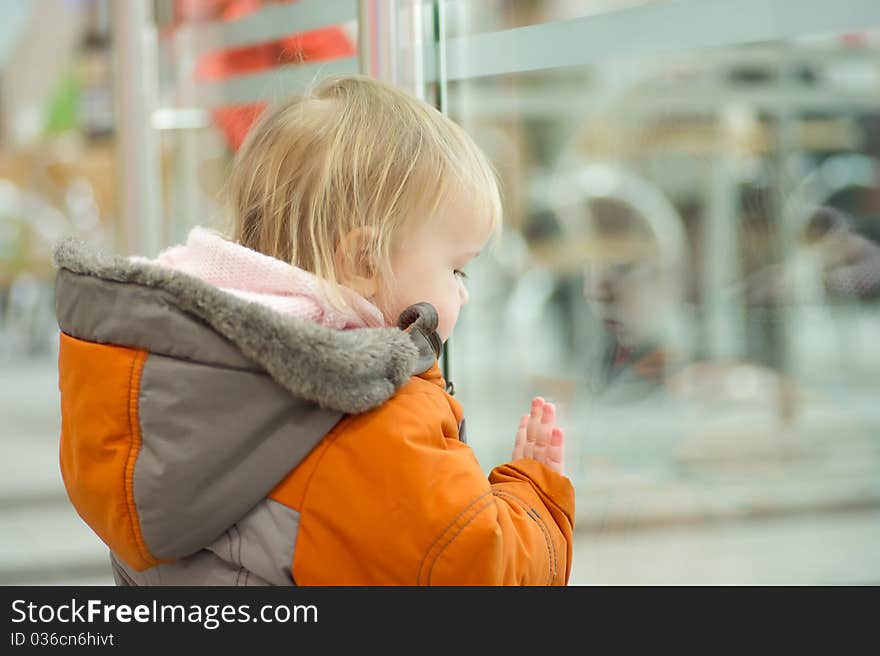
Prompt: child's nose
<box><xmin>459</xmin><ymin>281</ymin><xmax>470</xmax><ymax>305</ymax></box>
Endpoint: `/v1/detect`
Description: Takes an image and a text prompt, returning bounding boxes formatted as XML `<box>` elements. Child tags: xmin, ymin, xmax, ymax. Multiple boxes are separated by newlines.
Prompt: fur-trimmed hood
<box><xmin>54</xmin><ymin>237</ymin><xmax>438</xmax><ymax>415</ymax></box>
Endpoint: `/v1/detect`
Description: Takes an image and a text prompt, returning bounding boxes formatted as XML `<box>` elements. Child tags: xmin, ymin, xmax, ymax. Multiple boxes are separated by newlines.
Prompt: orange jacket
<box><xmin>55</xmin><ymin>238</ymin><xmax>575</xmax><ymax>585</ymax></box>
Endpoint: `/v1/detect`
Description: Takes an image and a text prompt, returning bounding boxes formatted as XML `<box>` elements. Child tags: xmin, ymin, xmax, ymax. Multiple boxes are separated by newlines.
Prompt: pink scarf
<box><xmin>134</xmin><ymin>227</ymin><xmax>386</xmax><ymax>330</ymax></box>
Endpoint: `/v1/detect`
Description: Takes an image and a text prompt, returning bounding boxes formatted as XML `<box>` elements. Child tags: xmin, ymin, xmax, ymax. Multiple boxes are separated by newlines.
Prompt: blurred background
<box><xmin>1</xmin><ymin>0</ymin><xmax>878</xmax><ymax>585</ymax></box>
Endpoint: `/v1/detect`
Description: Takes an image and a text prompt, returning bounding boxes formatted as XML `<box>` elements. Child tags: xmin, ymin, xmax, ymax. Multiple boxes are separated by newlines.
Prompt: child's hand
<box><xmin>512</xmin><ymin>397</ymin><xmax>565</xmax><ymax>475</ymax></box>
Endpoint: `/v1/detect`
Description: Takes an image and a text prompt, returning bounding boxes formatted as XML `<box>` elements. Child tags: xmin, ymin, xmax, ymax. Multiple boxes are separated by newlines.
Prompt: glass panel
<box><xmin>443</xmin><ymin>1</ymin><xmax>880</xmax><ymax>583</ymax></box>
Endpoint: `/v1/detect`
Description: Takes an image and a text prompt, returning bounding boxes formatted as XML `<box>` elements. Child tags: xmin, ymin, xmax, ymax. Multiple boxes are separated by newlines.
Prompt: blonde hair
<box><xmin>228</xmin><ymin>74</ymin><xmax>502</xmax><ymax>312</ymax></box>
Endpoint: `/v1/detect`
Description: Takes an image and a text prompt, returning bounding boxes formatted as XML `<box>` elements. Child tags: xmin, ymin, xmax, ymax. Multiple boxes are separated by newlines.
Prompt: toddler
<box><xmin>55</xmin><ymin>74</ymin><xmax>572</xmax><ymax>585</ymax></box>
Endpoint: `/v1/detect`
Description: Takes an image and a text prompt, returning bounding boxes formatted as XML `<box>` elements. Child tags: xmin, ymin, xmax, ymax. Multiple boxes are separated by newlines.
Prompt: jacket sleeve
<box><xmin>288</xmin><ymin>386</ymin><xmax>575</xmax><ymax>585</ymax></box>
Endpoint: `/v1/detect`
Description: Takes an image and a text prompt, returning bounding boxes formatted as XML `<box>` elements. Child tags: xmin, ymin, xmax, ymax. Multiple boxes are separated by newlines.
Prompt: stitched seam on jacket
<box><xmin>425</xmin><ymin>495</ymin><xmax>497</xmax><ymax>586</ymax></box>
<box><xmin>504</xmin><ymin>463</ymin><xmax>573</xmax><ymax>527</ymax></box>
<box><xmin>111</xmin><ymin>554</ymin><xmax>138</xmax><ymax>586</ymax></box>
<box><xmin>531</xmin><ymin>508</ymin><xmax>557</xmax><ymax>585</ymax></box>
<box><xmin>231</xmin><ymin>527</ymin><xmax>241</xmax><ymax>586</ymax></box>
<box><xmin>236</xmin><ymin>526</ymin><xmax>245</xmax><ymax>586</ymax></box>
<box><xmin>493</xmin><ymin>490</ymin><xmax>556</xmax><ymax>585</ymax></box>
<box><xmin>295</xmin><ymin>413</ymin><xmax>355</xmax><ymax>509</ymax></box>
<box><xmin>417</xmin><ymin>491</ymin><xmax>492</xmax><ymax>585</ymax></box>
<box><xmin>124</xmin><ymin>349</ymin><xmax>155</xmax><ymax>568</ymax></box>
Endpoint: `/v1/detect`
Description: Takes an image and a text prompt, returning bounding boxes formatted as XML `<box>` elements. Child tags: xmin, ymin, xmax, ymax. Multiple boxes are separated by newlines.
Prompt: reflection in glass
<box><xmin>446</xmin><ymin>8</ymin><xmax>880</xmax><ymax>582</ymax></box>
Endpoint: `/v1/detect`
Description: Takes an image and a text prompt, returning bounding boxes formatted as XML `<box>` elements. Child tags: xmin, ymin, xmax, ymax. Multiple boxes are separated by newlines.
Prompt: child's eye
<box><xmin>454</xmin><ymin>270</ymin><xmax>468</xmax><ymax>280</ymax></box>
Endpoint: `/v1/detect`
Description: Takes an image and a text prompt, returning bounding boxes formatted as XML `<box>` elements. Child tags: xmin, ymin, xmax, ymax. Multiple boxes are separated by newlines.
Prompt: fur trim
<box><xmin>53</xmin><ymin>238</ymin><xmax>419</xmax><ymax>414</ymax></box>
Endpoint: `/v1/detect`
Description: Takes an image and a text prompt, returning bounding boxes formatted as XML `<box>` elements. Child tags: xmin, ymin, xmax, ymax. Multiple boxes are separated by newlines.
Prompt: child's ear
<box><xmin>335</xmin><ymin>227</ymin><xmax>379</xmax><ymax>298</ymax></box>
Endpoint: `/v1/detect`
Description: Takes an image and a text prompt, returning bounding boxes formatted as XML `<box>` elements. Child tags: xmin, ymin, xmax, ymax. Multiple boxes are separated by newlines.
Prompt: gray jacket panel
<box><xmin>137</xmin><ymin>355</ymin><xmax>340</xmax><ymax>560</ymax></box>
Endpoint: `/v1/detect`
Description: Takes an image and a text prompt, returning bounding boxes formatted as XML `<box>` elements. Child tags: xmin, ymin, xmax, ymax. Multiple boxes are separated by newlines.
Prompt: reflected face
<box><xmin>584</xmin><ymin>257</ymin><xmax>672</xmax><ymax>348</ymax></box>
<box><xmin>575</xmin><ymin>197</ymin><xmax>679</xmax><ymax>348</ymax></box>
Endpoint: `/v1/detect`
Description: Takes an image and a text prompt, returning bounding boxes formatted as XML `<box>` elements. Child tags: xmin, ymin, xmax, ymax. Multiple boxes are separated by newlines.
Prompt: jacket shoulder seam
<box><xmin>294</xmin><ymin>413</ymin><xmax>355</xmax><ymax>511</ymax></box>
<box><xmin>290</xmin><ymin>414</ymin><xmax>357</xmax><ymax>578</ymax></box>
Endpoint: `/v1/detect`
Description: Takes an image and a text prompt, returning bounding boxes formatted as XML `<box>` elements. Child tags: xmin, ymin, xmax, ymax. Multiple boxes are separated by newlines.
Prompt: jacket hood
<box><xmin>54</xmin><ymin>237</ymin><xmax>429</xmax><ymax>415</ymax></box>
<box><xmin>54</xmin><ymin>237</ymin><xmax>443</xmax><ymax>567</ymax></box>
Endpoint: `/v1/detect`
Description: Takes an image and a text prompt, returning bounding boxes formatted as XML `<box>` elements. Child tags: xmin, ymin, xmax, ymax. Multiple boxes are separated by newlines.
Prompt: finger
<box><xmin>512</xmin><ymin>414</ymin><xmax>528</xmax><ymax>460</ymax></box>
<box><xmin>541</xmin><ymin>402</ymin><xmax>556</xmax><ymax>426</ymax></box>
<box><xmin>524</xmin><ymin>397</ymin><xmax>544</xmax><ymax>459</ymax></box>
<box><xmin>534</xmin><ymin>402</ymin><xmax>555</xmax><ymax>461</ymax></box>
<box><xmin>546</xmin><ymin>427</ymin><xmax>565</xmax><ymax>474</ymax></box>
<box><xmin>529</xmin><ymin>397</ymin><xmax>545</xmax><ymax>422</ymax></box>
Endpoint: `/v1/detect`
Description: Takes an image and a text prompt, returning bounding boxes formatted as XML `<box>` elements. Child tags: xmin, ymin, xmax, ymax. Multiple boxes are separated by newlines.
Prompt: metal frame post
<box><xmin>112</xmin><ymin>0</ymin><xmax>162</xmax><ymax>256</ymax></box>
